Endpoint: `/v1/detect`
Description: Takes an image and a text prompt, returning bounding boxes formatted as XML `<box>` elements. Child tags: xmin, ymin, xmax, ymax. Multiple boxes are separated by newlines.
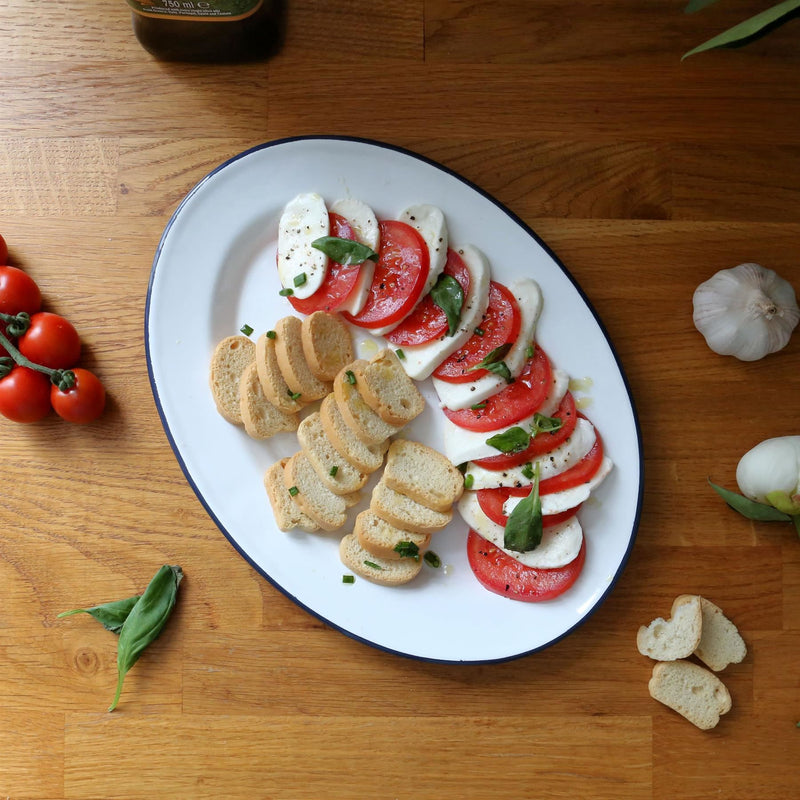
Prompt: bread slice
<box><xmin>319</xmin><ymin>394</ymin><xmax>389</xmax><ymax>473</ymax></box>
<box><xmin>339</xmin><ymin>533</ymin><xmax>423</xmax><ymax>586</ymax></box>
<box><xmin>648</xmin><ymin>661</ymin><xmax>732</xmax><ymax>730</ymax></box>
<box><xmin>263</xmin><ymin>459</ymin><xmax>320</xmax><ymax>532</ymax></box>
<box><xmin>673</xmin><ymin>595</ymin><xmax>747</xmax><ymax>672</ymax></box>
<box><xmin>239</xmin><ymin>362</ymin><xmax>299</xmax><ymax>440</ymax></box>
<box><xmin>370</xmin><ymin>482</ymin><xmax>452</xmax><ymax>534</ymax></box>
<box><xmin>300</xmin><ymin>311</ymin><xmax>354</xmax><ymax>382</ymax></box>
<box><xmin>282</xmin><ymin>451</ymin><xmax>360</xmax><ymax>531</ymax></box>
<box><xmin>351</xmin><ymin>349</ymin><xmax>425</xmax><ymax>426</ymax></box>
<box><xmin>355</xmin><ymin>510</ymin><xmax>431</xmax><ymax>561</ymax></box>
<box><xmin>209</xmin><ymin>335</ymin><xmax>256</xmax><ymax>424</ymax></box>
<box><xmin>383</xmin><ymin>439</ymin><xmax>464</xmax><ymax>512</ymax></box>
<box><xmin>297</xmin><ymin>411</ymin><xmax>369</xmax><ymax>495</ymax></box>
<box><xmin>255</xmin><ymin>330</ymin><xmax>305</xmax><ymax>414</ymax></box>
<box><xmin>637</xmin><ymin>595</ymin><xmax>703</xmax><ymax>661</ymax></box>
<box><xmin>273</xmin><ymin>316</ymin><xmax>330</xmax><ymax>402</ymax></box>
<box><xmin>332</xmin><ymin>361</ymin><xmax>400</xmax><ymax>445</ymax></box>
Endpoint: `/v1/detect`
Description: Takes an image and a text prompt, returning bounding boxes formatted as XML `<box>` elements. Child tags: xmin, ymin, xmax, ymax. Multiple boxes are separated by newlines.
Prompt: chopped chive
<box><xmin>293</xmin><ymin>272</ymin><xmax>307</xmax><ymax>287</ymax></box>
<box><xmin>470</xmin><ymin>402</ymin><xmax>487</xmax><ymax>411</ymax></box>
<box><xmin>266</xmin><ymin>330</ymin><xmax>277</xmax><ymax>339</ymax></box>
<box><xmin>329</xmin><ymin>465</ymin><xmax>339</xmax><ymax>477</ymax></box>
<box><xmin>288</xmin><ymin>390</ymin><xmax>302</xmax><ymax>401</ymax></box>
<box><xmin>240</xmin><ymin>323</ymin><xmax>254</xmax><ymax>336</ymax></box>
<box><xmin>288</xmin><ymin>486</ymin><xmax>299</xmax><ymax>497</ymax></box>
<box><xmin>342</xmin><ymin>575</ymin><xmax>355</xmax><ymax>584</ymax></box>
<box><xmin>464</xmin><ymin>474</ymin><xmax>474</xmax><ymax>490</ymax></box>
<box><xmin>474</xmin><ymin>327</ymin><xmax>485</xmax><ymax>336</ymax></box>
<box><xmin>424</xmin><ymin>551</ymin><xmax>441</xmax><ymax>568</ymax></box>
<box><xmin>525</xmin><ymin>344</ymin><xmax>535</xmax><ymax>359</ymax></box>
<box><xmin>279</xmin><ymin>288</ymin><xmax>294</xmax><ymax>297</ymax></box>
<box><xmin>394</xmin><ymin>540</ymin><xmax>420</xmax><ymax>559</ymax></box>
<box><xmin>345</xmin><ymin>370</ymin><xmax>356</xmax><ymax>385</ymax></box>
<box><xmin>395</xmin><ymin>348</ymin><xmax>405</xmax><ymax>360</ymax></box>
<box><xmin>521</xmin><ymin>462</ymin><xmax>534</xmax><ymax>480</ymax></box>
<box><xmin>363</xmin><ymin>560</ymin><xmax>382</xmax><ymax>570</ymax></box>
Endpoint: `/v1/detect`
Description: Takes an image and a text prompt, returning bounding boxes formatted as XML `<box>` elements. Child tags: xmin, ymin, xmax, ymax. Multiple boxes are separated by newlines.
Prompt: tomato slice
<box><xmin>385</xmin><ymin>248</ymin><xmax>471</xmax><ymax>346</ymax></box>
<box><xmin>432</xmin><ymin>281</ymin><xmax>520</xmax><ymax>383</ymax></box>
<box><xmin>476</xmin><ymin>486</ymin><xmax>582</xmax><ymax>528</ymax></box>
<box><xmin>467</xmin><ymin>528</ymin><xmax>585</xmax><ymax>602</ymax></box>
<box><xmin>442</xmin><ymin>346</ymin><xmax>552</xmax><ymax>432</ymax></box>
<box><xmin>287</xmin><ymin>213</ymin><xmax>364</xmax><ymax>315</ymax></box>
<box><xmin>472</xmin><ymin>392</ymin><xmax>578</xmax><ymax>470</ymax></box>
<box><xmin>342</xmin><ymin>220</ymin><xmax>429</xmax><ymax>330</ymax></box>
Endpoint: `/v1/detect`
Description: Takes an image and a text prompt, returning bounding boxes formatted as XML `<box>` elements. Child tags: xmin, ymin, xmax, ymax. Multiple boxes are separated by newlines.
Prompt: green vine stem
<box><xmin>0</xmin><ymin>326</ymin><xmax>75</xmax><ymax>390</ymax></box>
<box><xmin>0</xmin><ymin>310</ymin><xmax>31</xmax><ymax>337</ymax></box>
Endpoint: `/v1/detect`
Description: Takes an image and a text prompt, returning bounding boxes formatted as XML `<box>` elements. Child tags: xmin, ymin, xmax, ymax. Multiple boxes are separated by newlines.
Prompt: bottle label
<box><xmin>127</xmin><ymin>0</ymin><xmax>262</xmax><ymax>21</ymax></box>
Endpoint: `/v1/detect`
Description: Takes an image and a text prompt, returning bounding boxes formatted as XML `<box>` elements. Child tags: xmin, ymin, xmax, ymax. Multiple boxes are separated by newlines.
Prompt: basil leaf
<box><xmin>470</xmin><ymin>343</ymin><xmax>512</xmax><ymax>371</ymax></box>
<box><xmin>311</xmin><ymin>236</ymin><xmax>378</xmax><ymax>266</ymax></box>
<box><xmin>504</xmin><ymin>464</ymin><xmax>543</xmax><ymax>552</ymax></box>
<box><xmin>531</xmin><ymin>413</ymin><xmax>563</xmax><ymax>436</ymax></box>
<box><xmin>486</xmin><ymin>360</ymin><xmax>513</xmax><ymax>383</ymax></box>
<box><xmin>486</xmin><ymin>426</ymin><xmax>531</xmax><ymax>454</ymax></box>
<box><xmin>708</xmin><ymin>480</ymin><xmax>792</xmax><ymax>522</ymax></box>
<box><xmin>430</xmin><ymin>274</ymin><xmax>464</xmax><ymax>337</ymax></box>
<box><xmin>58</xmin><ymin>595</ymin><xmax>141</xmax><ymax>634</ymax></box>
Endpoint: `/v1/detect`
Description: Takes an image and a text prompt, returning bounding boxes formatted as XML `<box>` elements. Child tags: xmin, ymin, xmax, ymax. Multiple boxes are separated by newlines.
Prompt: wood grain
<box><xmin>1</xmin><ymin>1</ymin><xmax>799</xmax><ymax>798</ymax></box>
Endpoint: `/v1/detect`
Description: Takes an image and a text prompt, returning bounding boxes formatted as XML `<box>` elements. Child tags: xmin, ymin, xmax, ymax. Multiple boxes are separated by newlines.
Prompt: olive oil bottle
<box><xmin>128</xmin><ymin>0</ymin><xmax>285</xmax><ymax>63</ymax></box>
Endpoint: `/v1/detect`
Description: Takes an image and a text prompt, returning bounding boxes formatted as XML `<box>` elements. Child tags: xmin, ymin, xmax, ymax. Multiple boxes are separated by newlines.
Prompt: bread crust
<box><xmin>209</xmin><ymin>335</ymin><xmax>256</xmax><ymax>425</ymax></box>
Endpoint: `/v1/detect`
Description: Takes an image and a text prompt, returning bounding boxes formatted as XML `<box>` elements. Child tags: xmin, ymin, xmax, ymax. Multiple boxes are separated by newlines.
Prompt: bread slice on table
<box><xmin>297</xmin><ymin>411</ymin><xmax>368</xmax><ymax>495</ymax></box>
<box><xmin>319</xmin><ymin>394</ymin><xmax>389</xmax><ymax>474</ymax></box>
<box><xmin>239</xmin><ymin>362</ymin><xmax>299</xmax><ymax>440</ymax></box>
<box><xmin>300</xmin><ymin>311</ymin><xmax>354</xmax><ymax>382</ymax></box>
<box><xmin>333</xmin><ymin>361</ymin><xmax>400</xmax><ymax>445</ymax></box>
<box><xmin>383</xmin><ymin>439</ymin><xmax>464</xmax><ymax>512</ymax></box>
<box><xmin>255</xmin><ymin>330</ymin><xmax>305</xmax><ymax>414</ymax></box>
<box><xmin>209</xmin><ymin>335</ymin><xmax>256</xmax><ymax>424</ymax></box>
<box><xmin>370</xmin><ymin>482</ymin><xmax>452</xmax><ymax>534</ymax></box>
<box><xmin>339</xmin><ymin>533</ymin><xmax>424</xmax><ymax>586</ymax></box>
<box><xmin>264</xmin><ymin>458</ymin><xmax>320</xmax><ymax>533</ymax></box>
<box><xmin>283</xmin><ymin>451</ymin><xmax>360</xmax><ymax>531</ymax></box>
<box><xmin>355</xmin><ymin>510</ymin><xmax>431</xmax><ymax>561</ymax></box>
<box><xmin>673</xmin><ymin>595</ymin><xmax>747</xmax><ymax>672</ymax></box>
<box><xmin>273</xmin><ymin>316</ymin><xmax>330</xmax><ymax>403</ymax></box>
<box><xmin>636</xmin><ymin>595</ymin><xmax>702</xmax><ymax>661</ymax></box>
<box><xmin>648</xmin><ymin>661</ymin><xmax>732</xmax><ymax>730</ymax></box>
<box><xmin>350</xmin><ymin>349</ymin><xmax>425</xmax><ymax>426</ymax></box>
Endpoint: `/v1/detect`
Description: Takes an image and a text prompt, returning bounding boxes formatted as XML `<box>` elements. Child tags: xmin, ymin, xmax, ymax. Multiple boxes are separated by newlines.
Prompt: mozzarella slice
<box><xmin>440</xmin><ymin>367</ymin><xmax>569</xmax><ymax>465</ymax></box>
<box><xmin>277</xmin><ymin>192</ymin><xmax>330</xmax><ymax>299</ymax></box>
<box><xmin>395</xmin><ymin>244</ymin><xmax>492</xmax><ymax>380</ymax></box>
<box><xmin>399</xmin><ymin>204</ymin><xmax>448</xmax><ymax>296</ymax></box>
<box><xmin>432</xmin><ymin>277</ymin><xmax>543</xmax><ymax>410</ymax></box>
<box><xmin>458</xmin><ymin>491</ymin><xmax>583</xmax><ymax>569</ymax></box>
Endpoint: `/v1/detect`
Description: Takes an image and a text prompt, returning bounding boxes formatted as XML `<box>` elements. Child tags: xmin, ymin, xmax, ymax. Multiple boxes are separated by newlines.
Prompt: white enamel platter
<box><xmin>145</xmin><ymin>136</ymin><xmax>643</xmax><ymax>664</ymax></box>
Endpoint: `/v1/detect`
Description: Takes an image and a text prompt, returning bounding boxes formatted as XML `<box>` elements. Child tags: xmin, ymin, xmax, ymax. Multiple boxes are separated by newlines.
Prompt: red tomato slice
<box><xmin>472</xmin><ymin>392</ymin><xmax>578</xmax><ymax>470</ymax></box>
<box><xmin>342</xmin><ymin>220</ymin><xmax>429</xmax><ymax>330</ymax></box>
<box><xmin>442</xmin><ymin>346</ymin><xmax>552</xmax><ymax>432</ymax></box>
<box><xmin>467</xmin><ymin>528</ymin><xmax>585</xmax><ymax>602</ymax></box>
<box><xmin>287</xmin><ymin>213</ymin><xmax>364</xmax><ymax>315</ymax></box>
<box><xmin>432</xmin><ymin>281</ymin><xmax>520</xmax><ymax>383</ymax></box>
<box><xmin>385</xmin><ymin>248</ymin><xmax>471</xmax><ymax>346</ymax></box>
<box><xmin>476</xmin><ymin>486</ymin><xmax>582</xmax><ymax>528</ymax></box>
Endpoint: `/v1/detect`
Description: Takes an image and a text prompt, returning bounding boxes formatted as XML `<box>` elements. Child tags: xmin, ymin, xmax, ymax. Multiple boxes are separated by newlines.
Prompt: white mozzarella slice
<box><xmin>277</xmin><ymin>192</ymin><xmax>329</xmax><ymax>299</ymax></box>
<box><xmin>440</xmin><ymin>367</ymin><xmax>569</xmax><ymax>465</ymax></box>
<box><xmin>394</xmin><ymin>245</ymin><xmax>492</xmax><ymax>380</ymax></box>
<box><xmin>399</xmin><ymin>204</ymin><xmax>448</xmax><ymax>296</ymax></box>
<box><xmin>457</xmin><ymin>491</ymin><xmax>583</xmax><ymax>569</ymax></box>
<box><xmin>432</xmin><ymin>277</ymin><xmax>543</xmax><ymax>410</ymax></box>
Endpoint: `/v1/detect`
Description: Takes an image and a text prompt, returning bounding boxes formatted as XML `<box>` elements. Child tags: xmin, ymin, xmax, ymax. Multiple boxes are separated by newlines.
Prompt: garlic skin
<box><xmin>736</xmin><ymin>436</ymin><xmax>800</xmax><ymax>505</ymax></box>
<box><xmin>693</xmin><ymin>263</ymin><xmax>800</xmax><ymax>361</ymax></box>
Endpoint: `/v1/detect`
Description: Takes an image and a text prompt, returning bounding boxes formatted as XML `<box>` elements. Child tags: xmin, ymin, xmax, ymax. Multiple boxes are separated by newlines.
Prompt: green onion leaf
<box><xmin>525</xmin><ymin>344</ymin><xmax>535</xmax><ymax>359</ymax></box>
<box><xmin>342</xmin><ymin>575</ymin><xmax>355</xmax><ymax>584</ymax></box>
<box><xmin>486</xmin><ymin>426</ymin><xmax>531</xmax><ymax>454</ymax></box>
<box><xmin>430</xmin><ymin>273</ymin><xmax>464</xmax><ymax>337</ymax></box>
<box><xmin>424</xmin><ymin>551</ymin><xmax>441</xmax><ymax>568</ymax></box>
<box><xmin>293</xmin><ymin>272</ymin><xmax>307</xmax><ymax>287</ymax></box>
<box><xmin>470</xmin><ymin>402</ymin><xmax>487</xmax><ymax>411</ymax></box>
<box><xmin>288</xmin><ymin>486</ymin><xmax>299</xmax><ymax>497</ymax></box>
<box><xmin>266</xmin><ymin>330</ymin><xmax>277</xmax><ymax>339</ymax></box>
<box><xmin>708</xmin><ymin>479</ymin><xmax>792</xmax><ymax>522</ymax></box>
<box><xmin>345</xmin><ymin>370</ymin><xmax>356</xmax><ymax>385</ymax></box>
<box><xmin>393</xmin><ymin>541</ymin><xmax>420</xmax><ymax>559</ymax></box>
<box><xmin>240</xmin><ymin>323</ymin><xmax>254</xmax><ymax>337</ymax></box>
<box><xmin>395</xmin><ymin>349</ymin><xmax>405</xmax><ymax>360</ymax></box>
<box><xmin>474</xmin><ymin>327</ymin><xmax>485</xmax><ymax>337</ymax></box>
<box><xmin>329</xmin><ymin>465</ymin><xmax>339</xmax><ymax>477</ymax></box>
<box><xmin>363</xmin><ymin>560</ymin><xmax>383</xmax><ymax>570</ymax></box>
<box><xmin>464</xmin><ymin>473</ymin><xmax>474</xmax><ymax>490</ymax></box>
<box><xmin>312</xmin><ymin>236</ymin><xmax>378</xmax><ymax>266</ymax></box>
<box><xmin>278</xmin><ymin>288</ymin><xmax>294</xmax><ymax>297</ymax></box>
<box><xmin>504</xmin><ymin>464</ymin><xmax>543</xmax><ymax>552</ymax></box>
<box><xmin>288</xmin><ymin>390</ymin><xmax>302</xmax><ymax>401</ymax></box>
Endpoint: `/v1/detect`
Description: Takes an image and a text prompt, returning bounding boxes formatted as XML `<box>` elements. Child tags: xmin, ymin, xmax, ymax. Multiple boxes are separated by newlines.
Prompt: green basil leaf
<box><xmin>58</xmin><ymin>595</ymin><xmax>141</xmax><ymax>634</ymax></box>
<box><xmin>531</xmin><ymin>413</ymin><xmax>563</xmax><ymax>436</ymax></box>
<box><xmin>486</xmin><ymin>360</ymin><xmax>513</xmax><ymax>383</ymax></box>
<box><xmin>504</xmin><ymin>464</ymin><xmax>543</xmax><ymax>552</ymax></box>
<box><xmin>684</xmin><ymin>0</ymin><xmax>721</xmax><ymax>13</ymax></box>
<box><xmin>708</xmin><ymin>480</ymin><xmax>792</xmax><ymax>522</ymax></box>
<box><xmin>430</xmin><ymin>274</ymin><xmax>464</xmax><ymax>337</ymax></box>
<box><xmin>311</xmin><ymin>236</ymin><xmax>378</xmax><ymax>266</ymax></box>
<box><xmin>486</xmin><ymin>426</ymin><xmax>531</xmax><ymax>454</ymax></box>
<box><xmin>470</xmin><ymin>343</ymin><xmax>512</xmax><ymax>371</ymax></box>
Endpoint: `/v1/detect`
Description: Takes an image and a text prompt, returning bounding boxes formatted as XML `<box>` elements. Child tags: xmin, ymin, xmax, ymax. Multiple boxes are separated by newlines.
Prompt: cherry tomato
<box><xmin>18</xmin><ymin>312</ymin><xmax>81</xmax><ymax>370</ymax></box>
<box><xmin>0</xmin><ymin>233</ymin><xmax>7</xmax><ymax>264</ymax></box>
<box><xmin>343</xmin><ymin>220</ymin><xmax>429</xmax><ymax>330</ymax></box>
<box><xmin>0</xmin><ymin>366</ymin><xmax>52</xmax><ymax>423</ymax></box>
<box><xmin>51</xmin><ymin>368</ymin><xmax>106</xmax><ymax>424</ymax></box>
<box><xmin>476</xmin><ymin>486</ymin><xmax>582</xmax><ymax>528</ymax></box>
<box><xmin>433</xmin><ymin>281</ymin><xmax>521</xmax><ymax>383</ymax></box>
<box><xmin>386</xmin><ymin>248</ymin><xmax>471</xmax><ymax>346</ymax></box>
<box><xmin>0</xmin><ymin>265</ymin><xmax>42</xmax><ymax>316</ymax></box>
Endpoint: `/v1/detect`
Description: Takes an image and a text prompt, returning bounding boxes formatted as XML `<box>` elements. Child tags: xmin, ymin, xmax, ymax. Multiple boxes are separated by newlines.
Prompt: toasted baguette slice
<box><xmin>637</xmin><ymin>595</ymin><xmax>702</xmax><ymax>661</ymax></box>
<box><xmin>333</xmin><ymin>362</ymin><xmax>400</xmax><ymax>445</ymax></box>
<box><xmin>273</xmin><ymin>316</ymin><xmax>330</xmax><ymax>402</ymax></box>
<box><xmin>319</xmin><ymin>394</ymin><xmax>389</xmax><ymax>473</ymax></box>
<box><xmin>648</xmin><ymin>661</ymin><xmax>732</xmax><ymax>730</ymax></box>
<box><xmin>370</xmin><ymin>482</ymin><xmax>452</xmax><ymax>534</ymax></box>
<box><xmin>351</xmin><ymin>349</ymin><xmax>425</xmax><ymax>426</ymax></box>
<box><xmin>297</xmin><ymin>412</ymin><xmax>369</xmax><ymax>495</ymax></box>
<box><xmin>264</xmin><ymin>459</ymin><xmax>320</xmax><ymax>532</ymax></box>
<box><xmin>383</xmin><ymin>439</ymin><xmax>464</xmax><ymax>512</ymax></box>
<box><xmin>239</xmin><ymin>362</ymin><xmax>299</xmax><ymax>440</ymax></box>
<box><xmin>209</xmin><ymin>335</ymin><xmax>256</xmax><ymax>424</ymax></box>
<box><xmin>300</xmin><ymin>311</ymin><xmax>354</xmax><ymax>382</ymax></box>
<box><xmin>255</xmin><ymin>330</ymin><xmax>304</xmax><ymax>414</ymax></box>
<box><xmin>355</xmin><ymin>510</ymin><xmax>431</xmax><ymax>561</ymax></box>
<box><xmin>673</xmin><ymin>595</ymin><xmax>747</xmax><ymax>672</ymax></box>
<box><xmin>283</xmin><ymin>451</ymin><xmax>360</xmax><ymax>532</ymax></box>
<box><xmin>339</xmin><ymin>533</ymin><xmax>423</xmax><ymax>586</ymax></box>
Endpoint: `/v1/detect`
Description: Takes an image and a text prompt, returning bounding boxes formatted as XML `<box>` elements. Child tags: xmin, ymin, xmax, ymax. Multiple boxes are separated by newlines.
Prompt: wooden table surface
<box><xmin>2</xmin><ymin>2</ymin><xmax>799</xmax><ymax>798</ymax></box>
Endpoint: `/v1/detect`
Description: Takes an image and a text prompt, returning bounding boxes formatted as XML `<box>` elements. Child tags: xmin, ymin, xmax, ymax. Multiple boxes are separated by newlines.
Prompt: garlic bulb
<box><xmin>692</xmin><ymin>263</ymin><xmax>800</xmax><ymax>361</ymax></box>
<box><xmin>736</xmin><ymin>436</ymin><xmax>800</xmax><ymax>505</ymax></box>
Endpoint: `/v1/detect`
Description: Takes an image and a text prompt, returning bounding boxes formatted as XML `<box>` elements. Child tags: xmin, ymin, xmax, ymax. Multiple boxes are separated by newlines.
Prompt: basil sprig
<box><xmin>311</xmin><ymin>236</ymin><xmax>378</xmax><ymax>266</ymax></box>
<box><xmin>485</xmin><ymin>412</ymin><xmax>564</xmax><ymax>454</ymax></box>
<box><xmin>58</xmin><ymin>594</ymin><xmax>142</xmax><ymax>634</ymax></box>
<box><xmin>532</xmin><ymin>412</ymin><xmax>563</xmax><ymax>435</ymax></box>
<box><xmin>708</xmin><ymin>479</ymin><xmax>800</xmax><ymax>538</ymax></box>
<box><xmin>504</xmin><ymin>463</ymin><xmax>543</xmax><ymax>552</ymax></box>
<box><xmin>470</xmin><ymin>343</ymin><xmax>513</xmax><ymax>383</ymax></box>
<box><xmin>429</xmin><ymin>273</ymin><xmax>464</xmax><ymax>337</ymax></box>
